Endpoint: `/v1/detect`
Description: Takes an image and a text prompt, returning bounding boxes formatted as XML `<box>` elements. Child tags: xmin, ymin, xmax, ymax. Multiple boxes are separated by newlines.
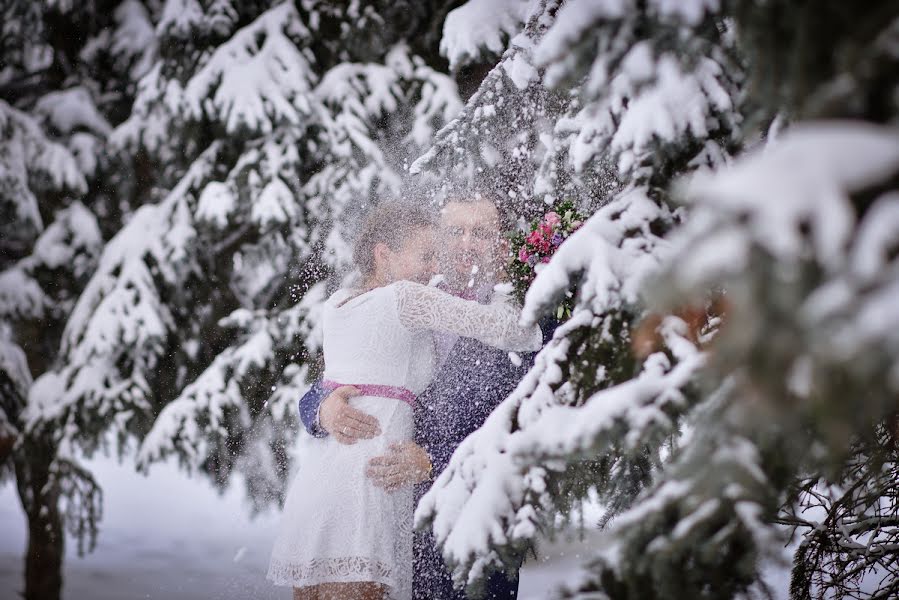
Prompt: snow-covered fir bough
<box><xmin>413</xmin><ymin>1</ymin><xmax>899</xmax><ymax>599</ymax></box>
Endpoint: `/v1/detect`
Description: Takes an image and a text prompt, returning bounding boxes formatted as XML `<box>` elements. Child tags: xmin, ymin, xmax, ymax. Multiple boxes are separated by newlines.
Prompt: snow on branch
<box><xmin>608</xmin><ymin>54</ymin><xmax>734</xmax><ymax>175</ymax></box>
<box><xmin>412</xmin><ymin>1</ymin><xmax>572</xmax><ymax>210</ymax></box>
<box><xmin>522</xmin><ymin>186</ymin><xmax>673</xmax><ymax>325</ymax></box>
<box><xmin>22</xmin><ymin>143</ymin><xmax>224</xmax><ymax>445</ymax></box>
<box><xmin>31</xmin><ymin>201</ymin><xmax>102</xmax><ymax>277</ymax></box>
<box><xmin>109</xmin><ymin>62</ymin><xmax>187</xmax><ymax>159</ymax></box>
<box><xmin>440</xmin><ymin>0</ymin><xmax>532</xmax><ymax>71</ymax></box>
<box><xmin>570</xmin><ymin>410</ymin><xmax>779</xmax><ymax>599</ymax></box>
<box><xmin>535</xmin><ymin>2</ymin><xmax>739</xmax><ymax>182</ymax></box>
<box><xmin>508</xmin><ymin>321</ymin><xmax>703</xmax><ymax>464</ymax></box>
<box><xmin>386</xmin><ymin>46</ymin><xmax>463</xmax><ymax>148</ymax></box>
<box><xmin>0</xmin><ymin>321</ymin><xmax>31</xmax><ymax>421</ymax></box>
<box><xmin>0</xmin><ymin>100</ymin><xmax>87</xmax><ymax>237</ymax></box>
<box><xmin>135</xmin><ymin>293</ymin><xmax>319</xmax><ymax>476</ymax></box>
<box><xmin>536</xmin><ymin>0</ymin><xmax>722</xmax><ymax>75</ymax></box>
<box><xmin>156</xmin><ymin>0</ymin><xmax>205</xmax><ymax>40</ymax></box>
<box><xmin>534</xmin><ymin>0</ymin><xmax>634</xmax><ymax>73</ymax></box>
<box><xmin>416</xmin><ymin>311</ymin><xmax>705</xmax><ymax>592</ymax></box>
<box><xmin>183</xmin><ymin>2</ymin><xmax>315</xmax><ymax>135</ymax></box>
<box><xmin>34</xmin><ymin>87</ymin><xmax>112</xmax><ymax>137</ymax></box>
<box><xmin>110</xmin><ymin>0</ymin><xmax>158</xmax><ymax>81</ymax></box>
<box><xmin>655</xmin><ymin>123</ymin><xmax>899</xmax><ymax>430</ymax></box>
<box><xmin>786</xmin><ymin>433</ymin><xmax>899</xmax><ymax>600</ymax></box>
<box><xmin>669</xmin><ymin>121</ymin><xmax>899</xmax><ymax>286</ymax></box>
<box><xmin>0</xmin><ymin>268</ymin><xmax>49</xmax><ymax>322</ymax></box>
<box><xmin>0</xmin><ymin>202</ymin><xmax>102</xmax><ymax>322</ymax></box>
<box><xmin>136</xmin><ymin>316</ymin><xmax>273</xmax><ymax>470</ymax></box>
<box><xmin>194</xmin><ymin>133</ymin><xmax>307</xmax><ymax>246</ymax></box>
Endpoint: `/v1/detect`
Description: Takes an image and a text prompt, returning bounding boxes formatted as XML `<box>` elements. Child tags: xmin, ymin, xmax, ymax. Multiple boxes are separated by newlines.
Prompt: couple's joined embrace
<box><xmin>267</xmin><ymin>197</ymin><xmax>547</xmax><ymax>600</ymax></box>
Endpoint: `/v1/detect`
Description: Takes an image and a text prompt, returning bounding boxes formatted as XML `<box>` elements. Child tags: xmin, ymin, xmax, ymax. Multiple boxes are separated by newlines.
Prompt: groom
<box><xmin>299</xmin><ymin>194</ymin><xmax>548</xmax><ymax>599</ymax></box>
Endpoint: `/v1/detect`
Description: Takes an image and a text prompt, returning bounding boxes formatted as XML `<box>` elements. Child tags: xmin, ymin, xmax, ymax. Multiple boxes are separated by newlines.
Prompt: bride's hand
<box><xmin>365</xmin><ymin>442</ymin><xmax>432</xmax><ymax>491</ymax></box>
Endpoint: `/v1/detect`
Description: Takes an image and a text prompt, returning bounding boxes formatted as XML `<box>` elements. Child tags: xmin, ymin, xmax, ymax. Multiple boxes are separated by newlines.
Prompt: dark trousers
<box><xmin>413</xmin><ymin>530</ymin><xmax>519</xmax><ymax>600</ymax></box>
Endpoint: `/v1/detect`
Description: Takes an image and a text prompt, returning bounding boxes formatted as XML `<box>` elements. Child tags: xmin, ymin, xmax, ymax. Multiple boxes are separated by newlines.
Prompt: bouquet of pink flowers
<box><xmin>507</xmin><ymin>200</ymin><xmax>584</xmax><ymax>319</ymax></box>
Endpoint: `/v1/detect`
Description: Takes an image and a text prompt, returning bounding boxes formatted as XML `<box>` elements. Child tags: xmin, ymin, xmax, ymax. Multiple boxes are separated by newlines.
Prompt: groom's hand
<box><xmin>319</xmin><ymin>386</ymin><xmax>381</xmax><ymax>444</ymax></box>
<box><xmin>366</xmin><ymin>442</ymin><xmax>432</xmax><ymax>491</ymax></box>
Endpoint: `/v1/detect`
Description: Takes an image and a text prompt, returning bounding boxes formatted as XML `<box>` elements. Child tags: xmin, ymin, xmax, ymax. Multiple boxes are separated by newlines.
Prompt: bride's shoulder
<box><xmin>387</xmin><ymin>280</ymin><xmax>438</xmax><ymax>297</ymax></box>
<box><xmin>326</xmin><ymin>284</ymin><xmax>401</xmax><ymax>310</ymax></box>
<box><xmin>325</xmin><ymin>287</ymin><xmax>375</xmax><ymax>309</ymax></box>
<box><xmin>326</xmin><ymin>288</ymin><xmax>356</xmax><ymax>305</ymax></box>
<box><xmin>389</xmin><ymin>279</ymin><xmax>424</xmax><ymax>291</ymax></box>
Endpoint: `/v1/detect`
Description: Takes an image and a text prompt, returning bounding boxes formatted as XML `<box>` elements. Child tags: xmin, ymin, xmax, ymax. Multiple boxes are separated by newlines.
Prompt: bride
<box><xmin>267</xmin><ymin>203</ymin><xmax>541</xmax><ymax>600</ymax></box>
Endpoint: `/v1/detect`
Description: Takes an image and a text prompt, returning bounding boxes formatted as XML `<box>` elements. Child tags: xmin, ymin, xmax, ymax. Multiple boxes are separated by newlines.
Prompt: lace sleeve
<box><xmin>392</xmin><ymin>281</ymin><xmax>542</xmax><ymax>352</ymax></box>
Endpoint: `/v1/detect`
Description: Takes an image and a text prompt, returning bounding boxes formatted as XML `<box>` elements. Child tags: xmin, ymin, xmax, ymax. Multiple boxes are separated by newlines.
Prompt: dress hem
<box><xmin>266</xmin><ymin>555</ymin><xmax>401</xmax><ymax>591</ymax></box>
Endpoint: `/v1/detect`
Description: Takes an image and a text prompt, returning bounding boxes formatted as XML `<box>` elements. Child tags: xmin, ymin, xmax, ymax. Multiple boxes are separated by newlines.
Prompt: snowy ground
<box><xmin>0</xmin><ymin>451</ymin><xmax>794</xmax><ymax>599</ymax></box>
<box><xmin>1</xmin><ymin>452</ymin><xmax>284</xmax><ymax>600</ymax></box>
<box><xmin>0</xmin><ymin>451</ymin><xmax>604</xmax><ymax>600</ymax></box>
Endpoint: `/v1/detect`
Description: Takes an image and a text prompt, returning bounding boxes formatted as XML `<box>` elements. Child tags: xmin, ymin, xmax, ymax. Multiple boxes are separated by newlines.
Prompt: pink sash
<box><xmin>321</xmin><ymin>379</ymin><xmax>416</xmax><ymax>408</ymax></box>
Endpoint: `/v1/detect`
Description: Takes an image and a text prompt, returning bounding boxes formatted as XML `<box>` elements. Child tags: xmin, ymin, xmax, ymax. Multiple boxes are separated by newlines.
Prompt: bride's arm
<box><xmin>393</xmin><ymin>280</ymin><xmax>542</xmax><ymax>352</ymax></box>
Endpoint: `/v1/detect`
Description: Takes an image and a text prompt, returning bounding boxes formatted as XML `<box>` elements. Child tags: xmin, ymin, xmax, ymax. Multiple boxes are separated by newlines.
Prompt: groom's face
<box><xmin>439</xmin><ymin>200</ymin><xmax>506</xmax><ymax>290</ymax></box>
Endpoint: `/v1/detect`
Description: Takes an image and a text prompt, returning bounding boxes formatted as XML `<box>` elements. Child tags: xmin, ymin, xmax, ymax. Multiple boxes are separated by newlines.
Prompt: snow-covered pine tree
<box><xmin>593</xmin><ymin>2</ymin><xmax>899</xmax><ymax>597</ymax></box>
<box><xmin>416</xmin><ymin>1</ymin><xmax>899</xmax><ymax>599</ymax></box>
<box><xmin>588</xmin><ymin>124</ymin><xmax>899</xmax><ymax>600</ymax></box>
<box><xmin>24</xmin><ymin>0</ymin><xmax>462</xmax><ymax>512</ymax></box>
<box><xmin>1</xmin><ymin>2</ymin><xmax>159</xmax><ymax>598</ymax></box>
<box><xmin>414</xmin><ymin>0</ymin><xmax>742</xmax><ymax>593</ymax></box>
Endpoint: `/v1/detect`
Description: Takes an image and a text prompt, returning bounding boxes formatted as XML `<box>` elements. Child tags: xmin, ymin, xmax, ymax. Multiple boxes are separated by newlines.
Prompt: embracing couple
<box><xmin>267</xmin><ymin>195</ymin><xmax>550</xmax><ymax>599</ymax></box>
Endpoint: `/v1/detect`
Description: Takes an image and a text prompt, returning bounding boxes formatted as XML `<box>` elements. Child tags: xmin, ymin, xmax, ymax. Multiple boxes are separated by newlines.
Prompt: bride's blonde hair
<box><xmin>352</xmin><ymin>203</ymin><xmax>436</xmax><ymax>277</ymax></box>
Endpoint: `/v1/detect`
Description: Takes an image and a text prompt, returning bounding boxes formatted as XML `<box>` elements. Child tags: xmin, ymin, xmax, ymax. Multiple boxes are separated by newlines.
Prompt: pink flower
<box><xmin>526</xmin><ymin>229</ymin><xmax>544</xmax><ymax>245</ymax></box>
<box><xmin>527</xmin><ymin>228</ymin><xmax>550</xmax><ymax>252</ymax></box>
<box><xmin>527</xmin><ymin>229</ymin><xmax>551</xmax><ymax>253</ymax></box>
<box><xmin>540</xmin><ymin>255</ymin><xmax>551</xmax><ymax>263</ymax></box>
<box><xmin>538</xmin><ymin>223</ymin><xmax>554</xmax><ymax>238</ymax></box>
<box><xmin>543</xmin><ymin>211</ymin><xmax>561</xmax><ymax>227</ymax></box>
<box><xmin>518</xmin><ymin>246</ymin><xmax>530</xmax><ymax>263</ymax></box>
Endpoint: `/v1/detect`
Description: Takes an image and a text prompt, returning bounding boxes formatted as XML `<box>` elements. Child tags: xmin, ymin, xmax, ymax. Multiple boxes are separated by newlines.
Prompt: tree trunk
<box><xmin>14</xmin><ymin>436</ymin><xmax>63</xmax><ymax>600</ymax></box>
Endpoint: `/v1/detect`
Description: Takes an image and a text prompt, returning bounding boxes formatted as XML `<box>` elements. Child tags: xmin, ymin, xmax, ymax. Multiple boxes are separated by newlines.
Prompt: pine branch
<box><xmin>0</xmin><ymin>68</ymin><xmax>55</xmax><ymax>102</ymax></box>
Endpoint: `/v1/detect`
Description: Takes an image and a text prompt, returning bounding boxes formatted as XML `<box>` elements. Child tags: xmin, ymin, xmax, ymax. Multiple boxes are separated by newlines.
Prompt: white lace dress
<box><xmin>267</xmin><ymin>280</ymin><xmax>541</xmax><ymax>599</ymax></box>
